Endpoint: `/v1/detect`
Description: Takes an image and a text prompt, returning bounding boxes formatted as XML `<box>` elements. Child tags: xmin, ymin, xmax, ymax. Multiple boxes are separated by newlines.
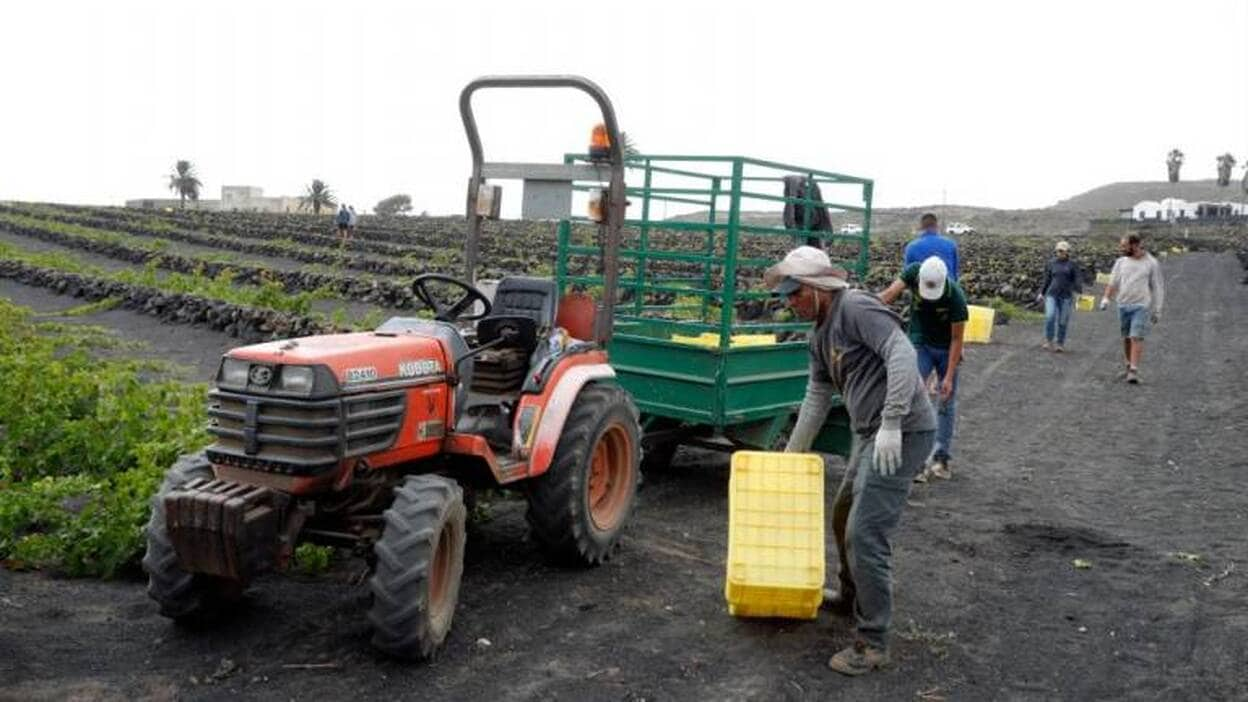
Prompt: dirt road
<box><xmin>1</xmin><ymin>252</ymin><xmax>1245</xmax><ymax>700</ymax></box>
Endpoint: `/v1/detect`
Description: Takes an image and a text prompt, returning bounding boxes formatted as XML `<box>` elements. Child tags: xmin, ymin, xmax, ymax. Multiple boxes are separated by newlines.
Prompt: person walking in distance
<box><xmin>1100</xmin><ymin>234</ymin><xmax>1164</xmax><ymax>384</ymax></box>
<box><xmin>335</xmin><ymin>205</ymin><xmax>351</xmax><ymax>244</ymax></box>
<box><xmin>879</xmin><ymin>256</ymin><xmax>966</xmax><ymax>481</ymax></box>
<box><xmin>1036</xmin><ymin>241</ymin><xmax>1083</xmax><ymax>352</ymax></box>
<box><xmin>767</xmin><ymin>245</ymin><xmax>936</xmax><ymax>676</ymax></box>
<box><xmin>347</xmin><ymin>205</ymin><xmax>359</xmax><ymax>242</ymax></box>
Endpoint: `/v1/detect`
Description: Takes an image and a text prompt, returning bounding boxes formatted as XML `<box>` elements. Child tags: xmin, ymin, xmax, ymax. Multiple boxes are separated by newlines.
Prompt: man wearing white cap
<box><xmin>1036</xmin><ymin>241</ymin><xmax>1083</xmax><ymax>352</ymax></box>
<box><xmin>767</xmin><ymin>246</ymin><xmax>936</xmax><ymax>676</ymax></box>
<box><xmin>879</xmin><ymin>256</ymin><xmax>968</xmax><ymax>481</ymax></box>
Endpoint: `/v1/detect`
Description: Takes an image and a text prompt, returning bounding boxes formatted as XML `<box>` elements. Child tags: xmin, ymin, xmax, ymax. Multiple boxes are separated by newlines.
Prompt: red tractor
<box><xmin>142</xmin><ymin>76</ymin><xmax>641</xmax><ymax>659</ymax></box>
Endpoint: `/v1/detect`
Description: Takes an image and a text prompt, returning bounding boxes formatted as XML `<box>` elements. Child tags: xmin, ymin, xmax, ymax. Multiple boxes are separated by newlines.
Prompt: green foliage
<box><xmin>986</xmin><ymin>296</ymin><xmax>1044</xmax><ymax>323</ymax></box>
<box><xmin>357</xmin><ymin>308</ymin><xmax>386</xmax><ymax>330</ymax></box>
<box><xmin>0</xmin><ymin>299</ymin><xmax>209</xmax><ymax>577</ymax></box>
<box><xmin>45</xmin><ymin>297</ymin><xmax>123</xmax><ymax>317</ymax></box>
<box><xmin>293</xmin><ymin>543</ymin><xmax>333</xmax><ymax>575</ymax></box>
<box><xmin>0</xmin><ymin>238</ymin><xmax>331</xmax><ymax>316</ymax></box>
<box><xmin>374</xmin><ymin>194</ymin><xmax>413</xmax><ymax>217</ymax></box>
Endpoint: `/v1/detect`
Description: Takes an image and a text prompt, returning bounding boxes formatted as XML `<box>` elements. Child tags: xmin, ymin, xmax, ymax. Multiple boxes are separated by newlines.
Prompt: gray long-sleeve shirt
<box><xmin>1109</xmin><ymin>253</ymin><xmax>1164</xmax><ymax>313</ymax></box>
<box><xmin>786</xmin><ymin>290</ymin><xmax>936</xmax><ymax>452</ymax></box>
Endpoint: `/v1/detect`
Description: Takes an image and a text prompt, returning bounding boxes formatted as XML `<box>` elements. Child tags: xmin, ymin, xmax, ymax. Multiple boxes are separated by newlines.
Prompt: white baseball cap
<box><xmin>764</xmin><ymin>245</ymin><xmax>850</xmax><ymax>294</ymax></box>
<box><xmin>1055</xmin><ymin>240</ymin><xmax>1071</xmax><ymax>252</ymax></box>
<box><xmin>918</xmin><ymin>256</ymin><xmax>948</xmax><ymax>301</ymax></box>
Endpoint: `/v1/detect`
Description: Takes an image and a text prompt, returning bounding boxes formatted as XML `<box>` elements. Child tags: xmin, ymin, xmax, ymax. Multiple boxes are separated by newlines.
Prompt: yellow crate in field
<box><xmin>964</xmin><ymin>305</ymin><xmax>995</xmax><ymax>343</ymax></box>
<box><xmin>725</xmin><ymin>451</ymin><xmax>825</xmax><ymax>620</ymax></box>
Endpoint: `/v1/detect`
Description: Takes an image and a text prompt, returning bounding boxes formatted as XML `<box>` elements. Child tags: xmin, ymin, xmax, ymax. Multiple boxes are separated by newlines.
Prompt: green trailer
<box><xmin>458</xmin><ymin>75</ymin><xmax>873</xmax><ymax>467</ymax></box>
<box><xmin>554</xmin><ymin>154</ymin><xmax>874</xmax><ymax>464</ymax></box>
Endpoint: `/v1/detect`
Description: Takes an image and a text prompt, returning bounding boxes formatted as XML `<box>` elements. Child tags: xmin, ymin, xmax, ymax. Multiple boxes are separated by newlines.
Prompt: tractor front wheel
<box><xmin>368</xmin><ymin>474</ymin><xmax>467</xmax><ymax>660</ymax></box>
<box><xmin>141</xmin><ymin>451</ymin><xmax>243</xmax><ymax>622</ymax></box>
<box><xmin>526</xmin><ymin>384</ymin><xmax>641</xmax><ymax>565</ymax></box>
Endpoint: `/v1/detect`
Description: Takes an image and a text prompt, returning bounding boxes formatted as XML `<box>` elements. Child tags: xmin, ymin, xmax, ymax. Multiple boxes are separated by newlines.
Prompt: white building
<box><xmin>1132</xmin><ymin>200</ymin><xmax>1163</xmax><ymax>220</ymax></box>
<box><xmin>1130</xmin><ymin>198</ymin><xmax>1245</xmax><ymax>222</ymax></box>
<box><xmin>127</xmin><ymin>185</ymin><xmax>304</xmax><ymax>213</ymax></box>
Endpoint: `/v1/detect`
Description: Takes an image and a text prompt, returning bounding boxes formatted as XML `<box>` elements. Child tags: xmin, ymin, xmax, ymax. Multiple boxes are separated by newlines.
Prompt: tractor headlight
<box><xmin>278</xmin><ymin>365</ymin><xmax>315</xmax><ymax>395</ymax></box>
<box><xmin>218</xmin><ymin>358</ymin><xmax>250</xmax><ymax>389</ymax></box>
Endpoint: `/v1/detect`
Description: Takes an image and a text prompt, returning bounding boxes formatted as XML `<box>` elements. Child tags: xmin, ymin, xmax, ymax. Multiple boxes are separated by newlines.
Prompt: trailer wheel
<box><xmin>526</xmin><ymin>384</ymin><xmax>641</xmax><ymax>565</ymax></box>
<box><xmin>141</xmin><ymin>451</ymin><xmax>243</xmax><ymax>622</ymax></box>
<box><xmin>368</xmin><ymin>474</ymin><xmax>466</xmax><ymax>660</ymax></box>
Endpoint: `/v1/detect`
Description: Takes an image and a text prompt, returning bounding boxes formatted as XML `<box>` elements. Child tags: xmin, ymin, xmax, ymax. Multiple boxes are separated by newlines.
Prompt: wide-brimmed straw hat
<box><xmin>764</xmin><ymin>246</ymin><xmax>850</xmax><ymax>295</ymax></box>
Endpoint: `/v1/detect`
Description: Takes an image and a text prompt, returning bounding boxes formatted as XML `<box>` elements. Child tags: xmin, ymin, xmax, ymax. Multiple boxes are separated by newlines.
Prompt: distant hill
<box><xmin>1054</xmin><ymin>179</ymin><xmax>1245</xmax><ymax>214</ymax></box>
<box><xmin>675</xmin><ymin>205</ymin><xmax>1092</xmax><ymax>238</ymax></box>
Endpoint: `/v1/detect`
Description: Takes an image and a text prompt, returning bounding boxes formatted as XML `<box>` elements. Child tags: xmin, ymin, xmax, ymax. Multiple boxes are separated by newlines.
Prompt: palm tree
<box><xmin>1166</xmin><ymin>149</ymin><xmax>1184</xmax><ymax>183</ymax></box>
<box><xmin>1216</xmin><ymin>153</ymin><xmax>1237</xmax><ymax>186</ymax></box>
<box><xmin>302</xmin><ymin>179</ymin><xmax>336</xmax><ymax>215</ymax></box>
<box><xmin>621</xmin><ymin>131</ymin><xmax>641</xmax><ymax>160</ymax></box>
<box><xmin>167</xmin><ymin>160</ymin><xmax>203</xmax><ymax>208</ymax></box>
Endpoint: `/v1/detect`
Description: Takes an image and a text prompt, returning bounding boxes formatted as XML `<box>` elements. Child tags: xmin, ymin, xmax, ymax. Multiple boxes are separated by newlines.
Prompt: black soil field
<box><xmin>1</xmin><ymin>252</ymin><xmax>1245</xmax><ymax>701</ymax></box>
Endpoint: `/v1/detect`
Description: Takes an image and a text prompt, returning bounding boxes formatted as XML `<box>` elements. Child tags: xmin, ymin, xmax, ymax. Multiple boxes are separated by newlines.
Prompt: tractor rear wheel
<box><xmin>368</xmin><ymin>474</ymin><xmax>466</xmax><ymax>660</ymax></box>
<box><xmin>526</xmin><ymin>383</ymin><xmax>640</xmax><ymax>565</ymax></box>
<box><xmin>141</xmin><ymin>451</ymin><xmax>243</xmax><ymax>622</ymax></box>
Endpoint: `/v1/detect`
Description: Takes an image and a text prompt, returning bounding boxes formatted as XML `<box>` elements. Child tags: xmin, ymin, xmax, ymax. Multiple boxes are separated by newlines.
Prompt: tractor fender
<box><xmin>516</xmin><ymin>359</ymin><xmax>616</xmax><ymax>478</ymax></box>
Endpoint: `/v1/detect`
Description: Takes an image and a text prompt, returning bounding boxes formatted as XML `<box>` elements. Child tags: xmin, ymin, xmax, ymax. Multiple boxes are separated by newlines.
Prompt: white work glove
<box><xmin>1099</xmin><ymin>297</ymin><xmax>1109</xmax><ymax>311</ymax></box>
<box><xmin>872</xmin><ymin>423</ymin><xmax>903</xmax><ymax>476</ymax></box>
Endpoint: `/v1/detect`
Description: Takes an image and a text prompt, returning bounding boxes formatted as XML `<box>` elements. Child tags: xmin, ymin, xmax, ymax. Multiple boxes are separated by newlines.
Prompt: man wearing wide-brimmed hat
<box><xmin>765</xmin><ymin>246</ymin><xmax>936</xmax><ymax>676</ymax></box>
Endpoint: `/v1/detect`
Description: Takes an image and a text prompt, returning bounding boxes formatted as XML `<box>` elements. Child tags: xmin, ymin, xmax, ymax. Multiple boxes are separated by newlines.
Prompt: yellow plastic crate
<box><xmin>670</xmin><ymin>332</ymin><xmax>777</xmax><ymax>348</ymax></box>
<box><xmin>1095</xmin><ymin>272</ymin><xmax>1113</xmax><ymax>285</ymax></box>
<box><xmin>725</xmin><ymin>451</ymin><xmax>825</xmax><ymax>619</ymax></box>
<box><xmin>963</xmin><ymin>305</ymin><xmax>995</xmax><ymax>344</ymax></box>
<box><xmin>1076</xmin><ymin>294</ymin><xmax>1095</xmax><ymax>311</ymax></box>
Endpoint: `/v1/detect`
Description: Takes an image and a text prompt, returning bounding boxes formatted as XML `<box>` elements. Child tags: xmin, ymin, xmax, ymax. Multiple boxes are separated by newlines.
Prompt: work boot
<box><xmin>1041</xmin><ymin>340</ymin><xmax>1053</xmax><ymax>351</ymax></box>
<box><xmin>828</xmin><ymin>640</ymin><xmax>891</xmax><ymax>676</ymax></box>
<box><xmin>1126</xmin><ymin>368</ymin><xmax>1140</xmax><ymax>385</ymax></box>
<box><xmin>820</xmin><ymin>587</ymin><xmax>854</xmax><ymax>616</ymax></box>
<box><xmin>929</xmin><ymin>458</ymin><xmax>952</xmax><ymax>480</ymax></box>
<box><xmin>1053</xmin><ymin>344</ymin><xmax>1065</xmax><ymax>353</ymax></box>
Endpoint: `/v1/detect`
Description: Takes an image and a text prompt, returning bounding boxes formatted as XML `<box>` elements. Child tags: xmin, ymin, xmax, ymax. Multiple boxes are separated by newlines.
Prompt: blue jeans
<box><xmin>915</xmin><ymin>344</ymin><xmax>957</xmax><ymax>461</ymax></box>
<box><xmin>1044</xmin><ymin>295</ymin><xmax>1073</xmax><ymax>345</ymax></box>
<box><xmin>832</xmin><ymin>430</ymin><xmax>935</xmax><ymax>649</ymax></box>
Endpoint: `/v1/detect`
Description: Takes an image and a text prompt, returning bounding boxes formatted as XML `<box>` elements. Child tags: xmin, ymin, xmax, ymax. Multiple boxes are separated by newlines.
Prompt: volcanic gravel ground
<box><xmin>0</xmin><ymin>252</ymin><xmax>1245</xmax><ymax>700</ymax></box>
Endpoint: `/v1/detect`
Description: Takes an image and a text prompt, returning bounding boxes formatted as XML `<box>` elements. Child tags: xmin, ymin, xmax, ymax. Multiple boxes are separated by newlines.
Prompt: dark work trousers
<box><xmin>831</xmin><ymin>429</ymin><xmax>935</xmax><ymax>649</ymax></box>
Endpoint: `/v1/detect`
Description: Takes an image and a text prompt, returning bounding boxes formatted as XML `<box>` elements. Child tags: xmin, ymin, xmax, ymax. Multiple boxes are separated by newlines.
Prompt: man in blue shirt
<box><xmin>903</xmin><ymin>213</ymin><xmax>959</xmax><ymax>281</ymax></box>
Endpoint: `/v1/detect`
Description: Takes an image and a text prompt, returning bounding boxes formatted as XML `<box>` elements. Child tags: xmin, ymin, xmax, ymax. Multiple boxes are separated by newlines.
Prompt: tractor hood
<box><xmin>222</xmin><ymin>332</ymin><xmax>449</xmax><ymax>393</ymax></box>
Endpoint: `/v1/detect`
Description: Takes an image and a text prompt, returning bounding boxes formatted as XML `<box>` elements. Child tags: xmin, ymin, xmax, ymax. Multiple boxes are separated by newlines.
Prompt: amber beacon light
<box><xmin>589</xmin><ymin>123</ymin><xmax>611</xmax><ymax>161</ymax></box>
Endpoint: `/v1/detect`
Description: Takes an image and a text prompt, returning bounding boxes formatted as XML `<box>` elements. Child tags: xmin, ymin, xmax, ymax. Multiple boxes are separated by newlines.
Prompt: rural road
<box><xmin>1</xmin><ymin>252</ymin><xmax>1245</xmax><ymax>701</ymax></box>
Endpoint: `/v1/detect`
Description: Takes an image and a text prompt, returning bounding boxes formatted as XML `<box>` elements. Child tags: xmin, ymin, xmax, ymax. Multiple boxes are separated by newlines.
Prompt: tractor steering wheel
<box><xmin>411</xmin><ymin>273</ymin><xmax>492</xmax><ymax>323</ymax></box>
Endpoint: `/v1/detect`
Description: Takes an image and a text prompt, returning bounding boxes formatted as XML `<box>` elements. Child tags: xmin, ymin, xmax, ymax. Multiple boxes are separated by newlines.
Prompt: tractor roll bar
<box><xmin>458</xmin><ymin>74</ymin><xmax>626</xmax><ymax>346</ymax></box>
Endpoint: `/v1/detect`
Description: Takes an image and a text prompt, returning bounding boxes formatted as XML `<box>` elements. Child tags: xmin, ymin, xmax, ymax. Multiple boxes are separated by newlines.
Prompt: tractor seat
<box><xmin>485</xmin><ymin>276</ymin><xmax>558</xmax><ymax>330</ymax></box>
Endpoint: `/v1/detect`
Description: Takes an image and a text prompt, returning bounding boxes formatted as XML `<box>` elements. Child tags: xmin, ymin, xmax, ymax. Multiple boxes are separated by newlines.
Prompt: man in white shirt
<box><xmin>1100</xmin><ymin>234</ymin><xmax>1165</xmax><ymax>384</ymax></box>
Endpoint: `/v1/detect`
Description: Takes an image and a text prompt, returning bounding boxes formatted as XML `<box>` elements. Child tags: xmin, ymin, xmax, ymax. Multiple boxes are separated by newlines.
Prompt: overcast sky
<box><xmin>2</xmin><ymin>0</ymin><xmax>1246</xmax><ymax>215</ymax></box>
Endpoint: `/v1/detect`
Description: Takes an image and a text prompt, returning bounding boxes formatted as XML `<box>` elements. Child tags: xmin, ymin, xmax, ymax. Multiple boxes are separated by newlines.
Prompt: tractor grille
<box><xmin>206</xmin><ymin>389</ymin><xmax>407</xmax><ymax>475</ymax></box>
